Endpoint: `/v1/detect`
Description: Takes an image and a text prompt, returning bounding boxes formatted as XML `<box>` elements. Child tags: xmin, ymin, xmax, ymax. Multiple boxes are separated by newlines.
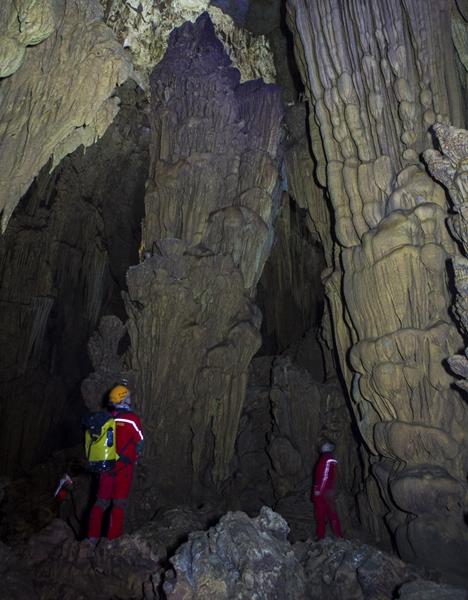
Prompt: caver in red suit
<box><xmin>312</xmin><ymin>441</ymin><xmax>342</xmax><ymax>540</ymax></box>
<box><xmin>88</xmin><ymin>385</ymin><xmax>144</xmax><ymax>542</ymax></box>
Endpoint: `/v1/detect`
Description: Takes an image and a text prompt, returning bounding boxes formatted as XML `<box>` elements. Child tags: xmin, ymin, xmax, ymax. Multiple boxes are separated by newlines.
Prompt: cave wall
<box><xmin>0</xmin><ymin>0</ymin><xmax>131</xmax><ymax>231</ymax></box>
<box><xmin>256</xmin><ymin>194</ymin><xmax>325</xmax><ymax>363</ymax></box>
<box><xmin>286</xmin><ymin>0</ymin><xmax>468</xmax><ymax>579</ymax></box>
<box><xmin>0</xmin><ymin>83</ymin><xmax>148</xmax><ymax>476</ymax></box>
<box><xmin>2</xmin><ymin>0</ymin><xmax>466</xmax><ymax>583</ymax></box>
<box><xmin>229</xmin><ymin>354</ymin><xmax>360</xmax><ymax>541</ymax></box>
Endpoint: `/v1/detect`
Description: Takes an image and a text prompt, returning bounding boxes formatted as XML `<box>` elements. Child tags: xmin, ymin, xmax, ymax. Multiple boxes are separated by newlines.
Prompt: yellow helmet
<box><xmin>109</xmin><ymin>385</ymin><xmax>130</xmax><ymax>404</ymax></box>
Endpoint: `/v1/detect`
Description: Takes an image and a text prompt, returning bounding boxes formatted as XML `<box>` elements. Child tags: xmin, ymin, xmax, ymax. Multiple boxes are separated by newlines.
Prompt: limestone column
<box><xmin>123</xmin><ymin>13</ymin><xmax>283</xmax><ymax>502</ymax></box>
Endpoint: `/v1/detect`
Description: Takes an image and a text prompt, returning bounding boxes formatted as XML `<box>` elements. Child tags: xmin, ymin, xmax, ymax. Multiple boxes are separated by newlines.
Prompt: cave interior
<box><xmin>0</xmin><ymin>0</ymin><xmax>467</xmax><ymax>598</ymax></box>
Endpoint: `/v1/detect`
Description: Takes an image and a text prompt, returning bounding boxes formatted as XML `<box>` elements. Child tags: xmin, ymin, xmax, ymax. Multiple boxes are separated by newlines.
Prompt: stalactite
<box><xmin>0</xmin><ymin>0</ymin><xmax>131</xmax><ymax>231</ymax></box>
<box><xmin>83</xmin><ymin>251</ymin><xmax>107</xmax><ymax>330</ymax></box>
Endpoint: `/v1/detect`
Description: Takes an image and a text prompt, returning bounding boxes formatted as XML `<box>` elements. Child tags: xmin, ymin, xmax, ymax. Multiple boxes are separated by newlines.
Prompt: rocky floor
<box><xmin>0</xmin><ymin>506</ymin><xmax>466</xmax><ymax>600</ymax></box>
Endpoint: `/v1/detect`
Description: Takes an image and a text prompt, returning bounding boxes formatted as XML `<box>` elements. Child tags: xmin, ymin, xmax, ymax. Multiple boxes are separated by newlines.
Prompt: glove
<box><xmin>119</xmin><ymin>454</ymin><xmax>133</xmax><ymax>466</ymax></box>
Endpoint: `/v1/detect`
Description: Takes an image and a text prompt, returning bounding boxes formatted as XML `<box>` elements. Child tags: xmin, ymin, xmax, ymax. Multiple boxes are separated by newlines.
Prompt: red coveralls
<box><xmin>313</xmin><ymin>451</ymin><xmax>342</xmax><ymax>539</ymax></box>
<box><xmin>88</xmin><ymin>409</ymin><xmax>143</xmax><ymax>540</ymax></box>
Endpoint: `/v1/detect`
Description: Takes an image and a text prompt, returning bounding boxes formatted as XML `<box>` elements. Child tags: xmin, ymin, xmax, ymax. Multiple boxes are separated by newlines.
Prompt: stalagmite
<box><xmin>123</xmin><ymin>13</ymin><xmax>283</xmax><ymax>502</ymax></box>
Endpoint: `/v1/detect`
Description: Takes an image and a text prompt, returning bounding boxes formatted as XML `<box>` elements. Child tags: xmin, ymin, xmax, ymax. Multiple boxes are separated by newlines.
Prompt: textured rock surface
<box><xmin>286</xmin><ymin>0</ymin><xmax>468</xmax><ymax>580</ymax></box>
<box><xmin>0</xmin><ymin>83</ymin><xmax>147</xmax><ymax>475</ymax></box>
<box><xmin>283</xmin><ymin>102</ymin><xmax>334</xmax><ymax>265</ymax></box>
<box><xmin>295</xmin><ymin>536</ymin><xmax>422</xmax><ymax>600</ymax></box>
<box><xmin>81</xmin><ymin>315</ymin><xmax>131</xmax><ymax>412</ymax></box>
<box><xmin>425</xmin><ymin>124</ymin><xmax>468</xmax><ymax>390</ymax></box>
<box><xmin>397</xmin><ymin>579</ymin><xmax>468</xmax><ymax>600</ymax></box>
<box><xmin>256</xmin><ymin>193</ymin><xmax>326</xmax><ymax>359</ymax></box>
<box><xmin>2</xmin><ymin>506</ymin><xmax>467</xmax><ymax>600</ymax></box>
<box><xmin>17</xmin><ymin>519</ymin><xmax>162</xmax><ymax>600</ymax></box>
<box><xmin>0</xmin><ymin>0</ymin><xmax>131</xmax><ymax>230</ymax></box>
<box><xmin>102</xmin><ymin>1</ymin><xmax>275</xmax><ymax>87</ymax></box>
<box><xmin>229</xmin><ymin>356</ymin><xmax>360</xmax><ymax>541</ymax></box>
<box><xmin>164</xmin><ymin>506</ymin><xmax>306</xmax><ymax>599</ymax></box>
<box><xmin>0</xmin><ymin>501</ymin><xmax>218</xmax><ymax>599</ymax></box>
<box><xmin>0</xmin><ymin>541</ymin><xmax>39</xmax><ymax>600</ymax></box>
<box><xmin>123</xmin><ymin>13</ymin><xmax>283</xmax><ymax>504</ymax></box>
<box><xmin>0</xmin><ymin>0</ymin><xmax>58</xmax><ymax>78</ymax></box>
<box><xmin>165</xmin><ymin>507</ymin><xmax>468</xmax><ymax>600</ymax></box>
<box><xmin>0</xmin><ymin>446</ymin><xmax>89</xmax><ymax>546</ymax></box>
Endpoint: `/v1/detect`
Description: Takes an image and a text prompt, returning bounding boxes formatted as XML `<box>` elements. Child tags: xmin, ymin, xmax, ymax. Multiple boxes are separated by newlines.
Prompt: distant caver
<box><xmin>312</xmin><ymin>441</ymin><xmax>342</xmax><ymax>540</ymax></box>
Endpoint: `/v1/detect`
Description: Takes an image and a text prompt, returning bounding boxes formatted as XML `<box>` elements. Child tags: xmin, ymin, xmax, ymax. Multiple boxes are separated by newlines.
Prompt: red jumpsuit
<box><xmin>313</xmin><ymin>451</ymin><xmax>342</xmax><ymax>539</ymax></box>
<box><xmin>88</xmin><ymin>409</ymin><xmax>143</xmax><ymax>540</ymax></box>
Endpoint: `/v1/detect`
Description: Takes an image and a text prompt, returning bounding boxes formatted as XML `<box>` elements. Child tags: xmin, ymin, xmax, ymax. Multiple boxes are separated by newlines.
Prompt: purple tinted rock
<box><xmin>210</xmin><ymin>0</ymin><xmax>250</xmax><ymax>26</ymax></box>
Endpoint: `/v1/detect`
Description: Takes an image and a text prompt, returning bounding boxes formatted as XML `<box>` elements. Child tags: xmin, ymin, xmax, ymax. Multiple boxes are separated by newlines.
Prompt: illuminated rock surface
<box><xmin>122</xmin><ymin>13</ymin><xmax>283</xmax><ymax>503</ymax></box>
<box><xmin>0</xmin><ymin>0</ymin><xmax>131</xmax><ymax>231</ymax></box>
<box><xmin>0</xmin><ymin>0</ymin><xmax>466</xmax><ymax>593</ymax></box>
<box><xmin>286</xmin><ymin>0</ymin><xmax>468</xmax><ymax>579</ymax></box>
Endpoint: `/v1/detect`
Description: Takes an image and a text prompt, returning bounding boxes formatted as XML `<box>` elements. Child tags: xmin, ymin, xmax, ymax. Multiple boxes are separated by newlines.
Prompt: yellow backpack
<box><xmin>83</xmin><ymin>412</ymin><xmax>119</xmax><ymax>472</ymax></box>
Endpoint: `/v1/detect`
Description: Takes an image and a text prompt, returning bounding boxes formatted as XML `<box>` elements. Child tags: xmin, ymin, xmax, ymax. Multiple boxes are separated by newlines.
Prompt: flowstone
<box><xmin>286</xmin><ymin>0</ymin><xmax>468</xmax><ymax>580</ymax></box>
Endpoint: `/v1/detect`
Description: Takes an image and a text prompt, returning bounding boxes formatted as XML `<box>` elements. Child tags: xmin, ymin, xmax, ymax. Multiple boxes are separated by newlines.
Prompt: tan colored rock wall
<box><xmin>0</xmin><ymin>83</ymin><xmax>148</xmax><ymax>476</ymax></box>
<box><xmin>0</xmin><ymin>0</ymin><xmax>131</xmax><ymax>231</ymax></box>
<box><xmin>287</xmin><ymin>0</ymin><xmax>468</xmax><ymax>580</ymax></box>
<box><xmin>0</xmin><ymin>0</ymin><xmax>57</xmax><ymax>77</ymax></box>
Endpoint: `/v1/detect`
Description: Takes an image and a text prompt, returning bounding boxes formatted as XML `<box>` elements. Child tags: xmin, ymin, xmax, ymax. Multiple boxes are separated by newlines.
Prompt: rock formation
<box><xmin>164</xmin><ymin>507</ymin><xmax>467</xmax><ymax>600</ymax></box>
<box><xmin>0</xmin><ymin>0</ymin><xmax>467</xmax><ymax>589</ymax></box>
<box><xmin>0</xmin><ymin>0</ymin><xmax>132</xmax><ymax>231</ymax></box>
<box><xmin>256</xmin><ymin>194</ymin><xmax>326</xmax><ymax>362</ymax></box>
<box><xmin>164</xmin><ymin>507</ymin><xmax>307</xmax><ymax>599</ymax></box>
<box><xmin>122</xmin><ymin>13</ymin><xmax>283</xmax><ymax>504</ymax></box>
<box><xmin>4</xmin><ymin>507</ymin><xmax>467</xmax><ymax>600</ymax></box>
<box><xmin>228</xmin><ymin>355</ymin><xmax>360</xmax><ymax>541</ymax></box>
<box><xmin>0</xmin><ymin>83</ymin><xmax>148</xmax><ymax>475</ymax></box>
<box><xmin>425</xmin><ymin>124</ymin><xmax>468</xmax><ymax>389</ymax></box>
<box><xmin>0</xmin><ymin>0</ymin><xmax>57</xmax><ymax>78</ymax></box>
<box><xmin>102</xmin><ymin>0</ymin><xmax>276</xmax><ymax>87</ymax></box>
<box><xmin>286</xmin><ymin>0</ymin><xmax>468</xmax><ymax>579</ymax></box>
